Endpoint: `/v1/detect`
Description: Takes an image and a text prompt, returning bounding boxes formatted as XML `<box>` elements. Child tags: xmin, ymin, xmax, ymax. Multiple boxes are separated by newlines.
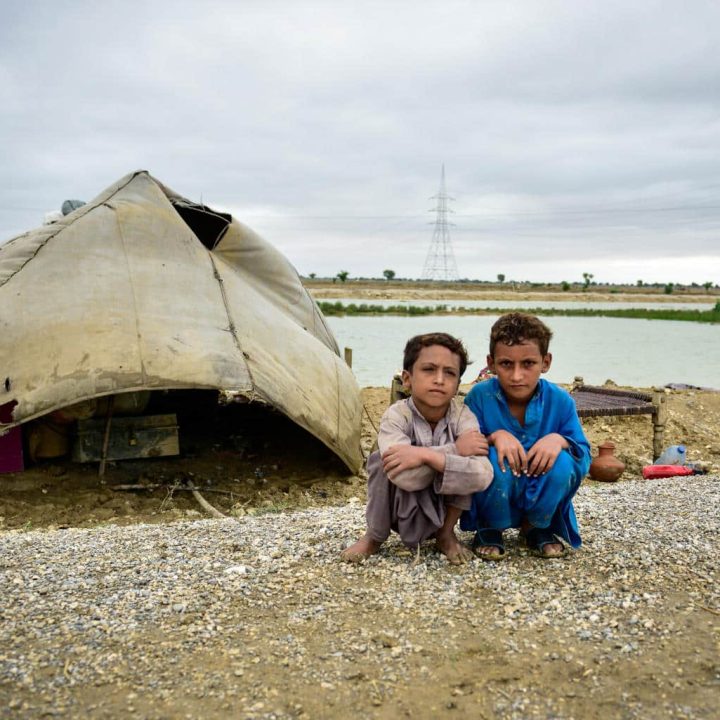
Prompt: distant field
<box><xmin>305</xmin><ymin>278</ymin><xmax>717</xmax><ymax>304</ymax></box>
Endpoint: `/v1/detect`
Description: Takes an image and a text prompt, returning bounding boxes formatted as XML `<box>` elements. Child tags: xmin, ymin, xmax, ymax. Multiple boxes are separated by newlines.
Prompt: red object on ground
<box><xmin>642</xmin><ymin>465</ymin><xmax>695</xmax><ymax>479</ymax></box>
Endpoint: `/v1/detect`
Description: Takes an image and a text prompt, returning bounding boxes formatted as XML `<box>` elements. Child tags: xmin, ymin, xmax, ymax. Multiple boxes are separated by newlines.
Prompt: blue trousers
<box><xmin>460</xmin><ymin>447</ymin><xmax>584</xmax><ymax>547</ymax></box>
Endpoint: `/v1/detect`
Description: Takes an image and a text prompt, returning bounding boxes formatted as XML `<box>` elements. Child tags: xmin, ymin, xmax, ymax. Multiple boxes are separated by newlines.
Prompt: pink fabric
<box><xmin>0</xmin><ymin>426</ymin><xmax>24</xmax><ymax>473</ymax></box>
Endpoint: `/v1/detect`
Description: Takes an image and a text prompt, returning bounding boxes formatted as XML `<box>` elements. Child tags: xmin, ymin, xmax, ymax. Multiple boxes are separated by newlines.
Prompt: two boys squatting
<box><xmin>342</xmin><ymin>315</ymin><xmax>591</xmax><ymax>563</ymax></box>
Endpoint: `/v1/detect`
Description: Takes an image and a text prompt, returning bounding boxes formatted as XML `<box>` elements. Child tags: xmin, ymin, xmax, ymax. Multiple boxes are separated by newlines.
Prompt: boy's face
<box><xmin>487</xmin><ymin>340</ymin><xmax>551</xmax><ymax>406</ymax></box>
<box><xmin>402</xmin><ymin>345</ymin><xmax>461</xmax><ymax>420</ymax></box>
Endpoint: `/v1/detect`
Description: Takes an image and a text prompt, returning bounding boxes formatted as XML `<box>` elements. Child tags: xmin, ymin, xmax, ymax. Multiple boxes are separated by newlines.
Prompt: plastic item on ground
<box><xmin>654</xmin><ymin>444</ymin><xmax>686</xmax><ymax>465</ymax></box>
<box><xmin>642</xmin><ymin>464</ymin><xmax>697</xmax><ymax>479</ymax></box>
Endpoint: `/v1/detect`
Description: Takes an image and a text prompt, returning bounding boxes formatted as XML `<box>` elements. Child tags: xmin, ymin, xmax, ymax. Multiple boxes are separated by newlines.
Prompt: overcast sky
<box><xmin>2</xmin><ymin>0</ymin><xmax>719</xmax><ymax>285</ymax></box>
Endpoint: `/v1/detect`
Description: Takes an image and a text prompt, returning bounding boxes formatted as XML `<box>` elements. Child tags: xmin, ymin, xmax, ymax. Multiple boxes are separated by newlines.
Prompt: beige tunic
<box><xmin>366</xmin><ymin>398</ymin><xmax>493</xmax><ymax>546</ymax></box>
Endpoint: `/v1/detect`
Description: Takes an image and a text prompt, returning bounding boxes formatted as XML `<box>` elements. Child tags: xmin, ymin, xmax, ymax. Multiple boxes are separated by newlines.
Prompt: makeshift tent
<box><xmin>0</xmin><ymin>170</ymin><xmax>362</xmax><ymax>471</ymax></box>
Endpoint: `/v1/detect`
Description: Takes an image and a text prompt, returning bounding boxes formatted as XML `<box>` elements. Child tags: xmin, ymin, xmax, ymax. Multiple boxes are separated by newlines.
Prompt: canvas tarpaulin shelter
<box><xmin>0</xmin><ymin>170</ymin><xmax>363</xmax><ymax>471</ymax></box>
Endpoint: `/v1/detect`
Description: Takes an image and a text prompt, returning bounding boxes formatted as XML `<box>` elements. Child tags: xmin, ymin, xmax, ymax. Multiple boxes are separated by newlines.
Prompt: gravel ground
<box><xmin>1</xmin><ymin>475</ymin><xmax>719</xmax><ymax>720</ymax></box>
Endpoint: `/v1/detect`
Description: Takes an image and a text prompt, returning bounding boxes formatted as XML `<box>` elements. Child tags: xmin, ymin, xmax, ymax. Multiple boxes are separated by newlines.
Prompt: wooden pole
<box><xmin>98</xmin><ymin>395</ymin><xmax>115</xmax><ymax>480</ymax></box>
<box><xmin>652</xmin><ymin>388</ymin><xmax>667</xmax><ymax>461</ymax></box>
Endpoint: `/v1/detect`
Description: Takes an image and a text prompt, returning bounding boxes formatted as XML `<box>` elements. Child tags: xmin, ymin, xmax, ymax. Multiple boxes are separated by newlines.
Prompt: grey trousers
<box><xmin>365</xmin><ymin>451</ymin><xmax>470</xmax><ymax>548</ymax></box>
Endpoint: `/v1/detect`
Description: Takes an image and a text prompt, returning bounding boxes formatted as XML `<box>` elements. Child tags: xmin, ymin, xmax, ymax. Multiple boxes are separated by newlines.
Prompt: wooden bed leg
<box><xmin>390</xmin><ymin>373</ymin><xmax>405</xmax><ymax>404</ymax></box>
<box><xmin>652</xmin><ymin>388</ymin><xmax>667</xmax><ymax>461</ymax></box>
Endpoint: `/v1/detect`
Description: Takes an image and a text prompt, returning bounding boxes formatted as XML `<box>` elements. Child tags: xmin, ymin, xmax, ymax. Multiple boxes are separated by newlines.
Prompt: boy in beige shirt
<box><xmin>341</xmin><ymin>333</ymin><xmax>493</xmax><ymax>564</ymax></box>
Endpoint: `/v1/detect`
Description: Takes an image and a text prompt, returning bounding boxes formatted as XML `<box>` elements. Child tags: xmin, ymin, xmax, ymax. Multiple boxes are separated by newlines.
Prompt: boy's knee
<box><xmin>366</xmin><ymin>451</ymin><xmax>394</xmax><ymax>495</ymax></box>
<box><xmin>366</xmin><ymin>450</ymin><xmax>383</xmax><ymax>478</ymax></box>
<box><xmin>526</xmin><ymin>451</ymin><xmax>579</xmax><ymax>520</ymax></box>
<box><xmin>550</xmin><ymin>449</ymin><xmax>575</xmax><ymax>475</ymax></box>
<box><xmin>544</xmin><ymin>450</ymin><xmax>579</xmax><ymax>489</ymax></box>
<box><xmin>488</xmin><ymin>448</ymin><xmax>515</xmax><ymax>486</ymax></box>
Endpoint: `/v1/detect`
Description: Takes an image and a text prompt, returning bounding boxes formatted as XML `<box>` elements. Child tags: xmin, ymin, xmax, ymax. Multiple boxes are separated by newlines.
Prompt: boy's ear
<box><xmin>486</xmin><ymin>354</ymin><xmax>495</xmax><ymax>373</ymax></box>
<box><xmin>542</xmin><ymin>353</ymin><xmax>552</xmax><ymax>373</ymax></box>
<box><xmin>401</xmin><ymin>369</ymin><xmax>411</xmax><ymax>389</ymax></box>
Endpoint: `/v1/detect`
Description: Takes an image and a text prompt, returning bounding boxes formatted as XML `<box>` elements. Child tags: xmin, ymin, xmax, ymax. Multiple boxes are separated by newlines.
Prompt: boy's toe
<box><xmin>340</xmin><ymin>550</ymin><xmax>369</xmax><ymax>564</ymax></box>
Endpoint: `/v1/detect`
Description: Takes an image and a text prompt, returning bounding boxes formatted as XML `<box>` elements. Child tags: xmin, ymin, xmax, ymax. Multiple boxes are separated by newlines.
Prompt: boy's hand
<box><xmin>382</xmin><ymin>444</ymin><xmax>429</xmax><ymax>479</ymax></box>
<box><xmin>455</xmin><ymin>430</ymin><xmax>489</xmax><ymax>457</ymax></box>
<box><xmin>526</xmin><ymin>433</ymin><xmax>568</xmax><ymax>477</ymax></box>
<box><xmin>490</xmin><ymin>430</ymin><xmax>527</xmax><ymax>476</ymax></box>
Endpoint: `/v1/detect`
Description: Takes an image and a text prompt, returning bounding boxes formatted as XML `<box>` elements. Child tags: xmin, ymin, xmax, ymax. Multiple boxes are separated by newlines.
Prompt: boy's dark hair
<box><xmin>489</xmin><ymin>313</ymin><xmax>553</xmax><ymax>357</ymax></box>
<box><xmin>403</xmin><ymin>332</ymin><xmax>469</xmax><ymax>376</ymax></box>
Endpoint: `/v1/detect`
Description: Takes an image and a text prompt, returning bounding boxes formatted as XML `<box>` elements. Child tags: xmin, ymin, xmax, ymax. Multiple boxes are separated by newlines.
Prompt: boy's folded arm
<box><xmin>388</xmin><ymin>447</ymin><xmax>444</xmax><ymax>491</ymax></box>
<box><xmin>434</xmin><ymin>454</ymin><xmax>493</xmax><ymax>495</ymax></box>
<box><xmin>377</xmin><ymin>411</ymin><xmax>439</xmax><ymax>490</ymax></box>
<box><xmin>377</xmin><ymin>401</ymin><xmax>493</xmax><ymax>492</ymax></box>
<box><xmin>387</xmin><ymin>444</ymin><xmax>492</xmax><ymax>493</ymax></box>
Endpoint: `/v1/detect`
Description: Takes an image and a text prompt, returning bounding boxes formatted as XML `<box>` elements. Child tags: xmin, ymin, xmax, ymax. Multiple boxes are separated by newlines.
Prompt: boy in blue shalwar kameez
<box><xmin>461</xmin><ymin>313</ymin><xmax>591</xmax><ymax>559</ymax></box>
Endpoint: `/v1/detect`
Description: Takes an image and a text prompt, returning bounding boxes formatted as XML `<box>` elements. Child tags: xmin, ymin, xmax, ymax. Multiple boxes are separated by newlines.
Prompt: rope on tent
<box><xmin>362</xmin><ymin>404</ymin><xmax>378</xmax><ymax>434</ymax></box>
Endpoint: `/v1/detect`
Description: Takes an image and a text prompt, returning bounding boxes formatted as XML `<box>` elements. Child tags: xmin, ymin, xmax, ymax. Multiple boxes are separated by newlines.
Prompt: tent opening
<box><xmin>171</xmin><ymin>200</ymin><xmax>231</xmax><ymax>250</ymax></box>
<box><xmin>19</xmin><ymin>389</ymin><xmax>345</xmax><ymax>475</ymax></box>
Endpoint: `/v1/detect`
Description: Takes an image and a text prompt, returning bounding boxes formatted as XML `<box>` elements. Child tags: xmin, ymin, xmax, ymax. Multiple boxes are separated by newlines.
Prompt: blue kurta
<box><xmin>460</xmin><ymin>378</ymin><xmax>591</xmax><ymax>548</ymax></box>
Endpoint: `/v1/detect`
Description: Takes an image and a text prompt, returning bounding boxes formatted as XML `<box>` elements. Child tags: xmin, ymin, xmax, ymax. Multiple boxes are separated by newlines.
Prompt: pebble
<box><xmin>0</xmin><ymin>475</ymin><xmax>717</xmax><ymax>719</ymax></box>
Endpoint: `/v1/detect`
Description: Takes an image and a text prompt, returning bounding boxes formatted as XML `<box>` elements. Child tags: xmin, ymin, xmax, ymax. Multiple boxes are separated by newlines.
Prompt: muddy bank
<box><xmin>0</xmin><ymin>386</ymin><xmax>718</xmax><ymax>531</ymax></box>
<box><xmin>306</xmin><ymin>280</ymin><xmax>716</xmax><ymax>304</ymax></box>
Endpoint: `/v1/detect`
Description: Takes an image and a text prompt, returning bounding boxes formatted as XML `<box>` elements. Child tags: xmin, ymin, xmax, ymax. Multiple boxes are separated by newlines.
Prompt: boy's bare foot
<box><xmin>434</xmin><ymin>530</ymin><xmax>473</xmax><ymax>565</ymax></box>
<box><xmin>340</xmin><ymin>534</ymin><xmax>382</xmax><ymax>563</ymax></box>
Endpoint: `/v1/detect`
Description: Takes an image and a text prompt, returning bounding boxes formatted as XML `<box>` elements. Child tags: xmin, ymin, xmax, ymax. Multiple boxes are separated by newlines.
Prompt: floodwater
<box><xmin>327</xmin><ymin>314</ymin><xmax>720</xmax><ymax>389</ymax></box>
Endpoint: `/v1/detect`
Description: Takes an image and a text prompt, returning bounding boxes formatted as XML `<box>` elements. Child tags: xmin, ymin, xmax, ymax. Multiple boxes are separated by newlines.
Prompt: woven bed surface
<box><xmin>571</xmin><ymin>385</ymin><xmax>654</xmax><ymax>418</ymax></box>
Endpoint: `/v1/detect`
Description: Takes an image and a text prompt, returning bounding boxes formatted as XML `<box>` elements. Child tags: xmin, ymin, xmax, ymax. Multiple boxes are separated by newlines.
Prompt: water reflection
<box><xmin>327</xmin><ymin>315</ymin><xmax>720</xmax><ymax>389</ymax></box>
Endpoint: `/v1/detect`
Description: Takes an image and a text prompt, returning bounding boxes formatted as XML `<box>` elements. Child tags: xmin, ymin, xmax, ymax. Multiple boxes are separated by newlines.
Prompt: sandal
<box><xmin>472</xmin><ymin>528</ymin><xmax>507</xmax><ymax>561</ymax></box>
<box><xmin>524</xmin><ymin>527</ymin><xmax>565</xmax><ymax>559</ymax></box>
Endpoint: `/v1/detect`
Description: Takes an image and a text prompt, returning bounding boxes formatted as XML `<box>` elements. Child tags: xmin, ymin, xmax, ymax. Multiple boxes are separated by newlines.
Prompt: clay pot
<box><xmin>589</xmin><ymin>441</ymin><xmax>625</xmax><ymax>482</ymax></box>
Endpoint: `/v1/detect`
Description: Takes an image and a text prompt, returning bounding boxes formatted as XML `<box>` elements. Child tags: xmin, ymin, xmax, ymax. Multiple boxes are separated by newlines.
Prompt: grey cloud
<box><xmin>1</xmin><ymin>0</ymin><xmax>718</xmax><ymax>284</ymax></box>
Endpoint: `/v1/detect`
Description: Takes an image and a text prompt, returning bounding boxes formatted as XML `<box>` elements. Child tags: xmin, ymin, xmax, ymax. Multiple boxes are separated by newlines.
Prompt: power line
<box><xmin>421</xmin><ymin>165</ymin><xmax>459</xmax><ymax>281</ymax></box>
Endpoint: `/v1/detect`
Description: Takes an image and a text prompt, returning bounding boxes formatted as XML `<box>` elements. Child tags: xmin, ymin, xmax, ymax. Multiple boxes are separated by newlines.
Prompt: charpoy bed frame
<box><xmin>390</xmin><ymin>373</ymin><xmax>667</xmax><ymax>460</ymax></box>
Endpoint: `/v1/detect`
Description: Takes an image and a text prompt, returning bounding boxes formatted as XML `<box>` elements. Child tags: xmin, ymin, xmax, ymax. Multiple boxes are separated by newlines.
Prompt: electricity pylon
<box><xmin>421</xmin><ymin>165</ymin><xmax>459</xmax><ymax>281</ymax></box>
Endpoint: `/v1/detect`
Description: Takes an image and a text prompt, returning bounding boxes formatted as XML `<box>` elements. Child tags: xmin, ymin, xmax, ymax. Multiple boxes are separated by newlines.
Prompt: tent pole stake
<box><xmin>98</xmin><ymin>396</ymin><xmax>115</xmax><ymax>480</ymax></box>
